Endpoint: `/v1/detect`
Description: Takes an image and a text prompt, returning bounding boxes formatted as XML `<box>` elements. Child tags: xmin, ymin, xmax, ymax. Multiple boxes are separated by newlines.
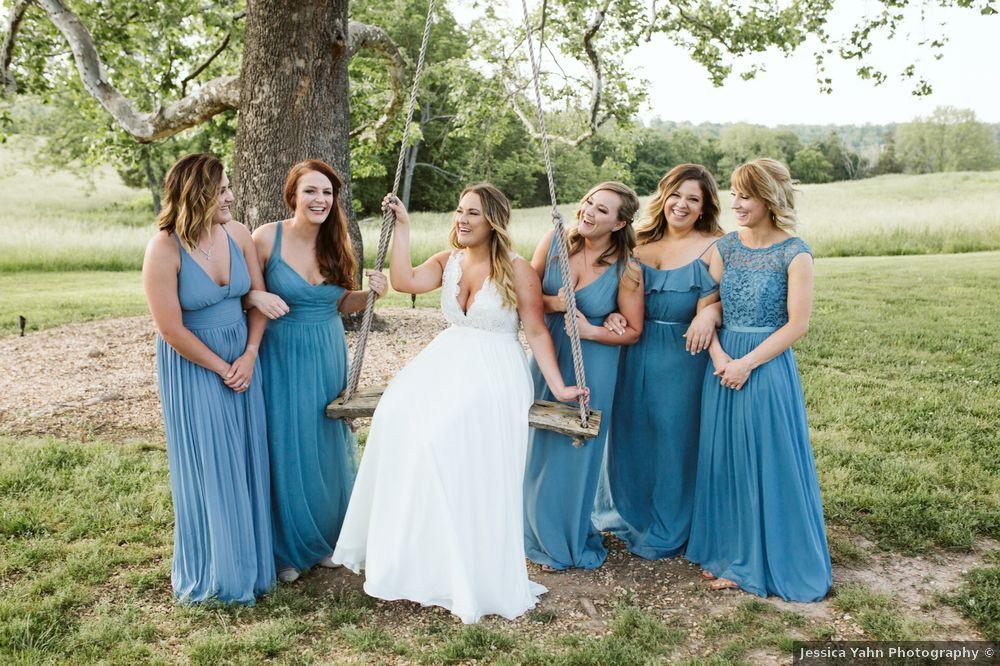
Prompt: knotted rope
<box><xmin>342</xmin><ymin>0</ymin><xmax>436</xmax><ymax>403</ymax></box>
<box><xmin>519</xmin><ymin>0</ymin><xmax>590</xmax><ymax>430</ymax></box>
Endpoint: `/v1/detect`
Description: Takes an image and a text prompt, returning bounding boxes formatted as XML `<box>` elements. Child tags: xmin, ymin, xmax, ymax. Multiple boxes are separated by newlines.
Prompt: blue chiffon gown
<box><xmin>260</xmin><ymin>222</ymin><xmax>357</xmax><ymax>573</ymax></box>
<box><xmin>606</xmin><ymin>253</ymin><xmax>718</xmax><ymax>559</ymax></box>
<box><xmin>156</xmin><ymin>227</ymin><xmax>275</xmax><ymax>604</ymax></box>
<box><xmin>686</xmin><ymin>232</ymin><xmax>831</xmax><ymax>602</ymax></box>
<box><xmin>524</xmin><ymin>234</ymin><xmax>623</xmax><ymax>570</ymax></box>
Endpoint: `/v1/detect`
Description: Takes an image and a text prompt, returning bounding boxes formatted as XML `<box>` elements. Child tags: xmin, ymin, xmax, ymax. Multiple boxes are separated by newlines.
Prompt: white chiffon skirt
<box><xmin>332</xmin><ymin>325</ymin><xmax>547</xmax><ymax>623</ymax></box>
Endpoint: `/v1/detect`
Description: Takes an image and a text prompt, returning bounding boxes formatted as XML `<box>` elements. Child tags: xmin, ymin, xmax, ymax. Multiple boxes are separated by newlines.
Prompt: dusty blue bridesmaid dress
<box><xmin>259</xmin><ymin>222</ymin><xmax>357</xmax><ymax>573</ymax></box>
<box><xmin>606</xmin><ymin>250</ymin><xmax>718</xmax><ymax>559</ymax></box>
<box><xmin>686</xmin><ymin>231</ymin><xmax>831</xmax><ymax>602</ymax></box>
<box><xmin>156</xmin><ymin>227</ymin><xmax>275</xmax><ymax>604</ymax></box>
<box><xmin>524</xmin><ymin>234</ymin><xmax>623</xmax><ymax>570</ymax></box>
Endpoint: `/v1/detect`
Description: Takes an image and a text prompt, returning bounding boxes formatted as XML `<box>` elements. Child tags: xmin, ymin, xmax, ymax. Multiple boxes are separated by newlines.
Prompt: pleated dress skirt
<box><xmin>686</xmin><ymin>326</ymin><xmax>832</xmax><ymax>602</ymax></box>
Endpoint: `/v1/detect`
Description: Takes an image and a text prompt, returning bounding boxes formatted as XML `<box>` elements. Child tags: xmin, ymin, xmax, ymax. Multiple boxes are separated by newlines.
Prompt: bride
<box><xmin>331</xmin><ymin>183</ymin><xmax>585</xmax><ymax>623</ymax></box>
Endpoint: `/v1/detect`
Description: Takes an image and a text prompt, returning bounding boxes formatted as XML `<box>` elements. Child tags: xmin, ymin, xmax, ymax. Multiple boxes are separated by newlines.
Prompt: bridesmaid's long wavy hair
<box><xmin>157</xmin><ymin>153</ymin><xmax>224</xmax><ymax>252</ymax></box>
<box><xmin>448</xmin><ymin>183</ymin><xmax>518</xmax><ymax>309</ymax></box>
<box><xmin>283</xmin><ymin>159</ymin><xmax>358</xmax><ymax>289</ymax></box>
<box><xmin>730</xmin><ymin>158</ymin><xmax>798</xmax><ymax>231</ymax></box>
<box><xmin>562</xmin><ymin>181</ymin><xmax>640</xmax><ymax>285</ymax></box>
<box><xmin>636</xmin><ymin>164</ymin><xmax>722</xmax><ymax>245</ymax></box>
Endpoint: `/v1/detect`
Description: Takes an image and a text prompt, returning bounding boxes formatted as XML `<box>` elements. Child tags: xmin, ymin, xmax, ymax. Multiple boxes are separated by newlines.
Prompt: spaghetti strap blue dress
<box><xmin>259</xmin><ymin>222</ymin><xmax>357</xmax><ymax>573</ymax></box>
<box><xmin>523</xmin><ymin>233</ymin><xmax>623</xmax><ymax>570</ymax></box>
<box><xmin>156</xmin><ymin>227</ymin><xmax>275</xmax><ymax>604</ymax></box>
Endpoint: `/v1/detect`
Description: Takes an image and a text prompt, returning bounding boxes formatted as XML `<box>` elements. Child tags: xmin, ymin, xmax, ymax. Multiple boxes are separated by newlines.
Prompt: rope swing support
<box><xmin>325</xmin><ymin>0</ymin><xmax>601</xmax><ymax>441</ymax></box>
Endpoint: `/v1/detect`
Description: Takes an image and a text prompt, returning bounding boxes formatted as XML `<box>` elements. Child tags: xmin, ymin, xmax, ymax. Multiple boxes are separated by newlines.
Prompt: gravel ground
<box><xmin>0</xmin><ymin>308</ymin><xmax>447</xmax><ymax>442</ymax></box>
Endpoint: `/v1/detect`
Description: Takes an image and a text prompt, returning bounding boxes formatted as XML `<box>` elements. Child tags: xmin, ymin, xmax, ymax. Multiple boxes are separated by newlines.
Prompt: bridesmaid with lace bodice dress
<box><xmin>247</xmin><ymin>161</ymin><xmax>387</xmax><ymax>584</ymax></box>
<box><xmin>601</xmin><ymin>164</ymin><xmax>724</xmax><ymax>560</ymax></box>
<box><xmin>523</xmin><ymin>182</ymin><xmax>645</xmax><ymax>571</ymax></box>
<box><xmin>687</xmin><ymin>158</ymin><xmax>831</xmax><ymax>602</ymax></box>
<box><xmin>332</xmin><ymin>184</ymin><xmax>585</xmax><ymax>623</ymax></box>
<box><xmin>143</xmin><ymin>154</ymin><xmax>275</xmax><ymax>604</ymax></box>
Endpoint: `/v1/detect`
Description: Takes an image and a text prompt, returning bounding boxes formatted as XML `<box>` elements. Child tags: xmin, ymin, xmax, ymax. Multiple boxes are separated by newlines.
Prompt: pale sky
<box><xmin>457</xmin><ymin>0</ymin><xmax>1000</xmax><ymax>127</ymax></box>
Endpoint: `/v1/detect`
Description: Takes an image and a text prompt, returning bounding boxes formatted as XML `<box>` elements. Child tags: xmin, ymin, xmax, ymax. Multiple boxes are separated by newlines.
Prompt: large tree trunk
<box><xmin>232</xmin><ymin>0</ymin><xmax>362</xmax><ymax>284</ymax></box>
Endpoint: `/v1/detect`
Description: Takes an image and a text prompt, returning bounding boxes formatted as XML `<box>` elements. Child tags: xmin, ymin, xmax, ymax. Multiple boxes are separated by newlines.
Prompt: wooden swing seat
<box><xmin>326</xmin><ymin>388</ymin><xmax>601</xmax><ymax>440</ymax></box>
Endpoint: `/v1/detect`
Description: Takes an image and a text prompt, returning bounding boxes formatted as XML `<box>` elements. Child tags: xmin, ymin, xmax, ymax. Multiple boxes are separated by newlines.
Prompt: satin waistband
<box><xmin>646</xmin><ymin>318</ymin><xmax>686</xmax><ymax>326</ymax></box>
<box><xmin>182</xmin><ymin>299</ymin><xmax>245</xmax><ymax>330</ymax></box>
<box><xmin>722</xmin><ymin>325</ymin><xmax>779</xmax><ymax>334</ymax></box>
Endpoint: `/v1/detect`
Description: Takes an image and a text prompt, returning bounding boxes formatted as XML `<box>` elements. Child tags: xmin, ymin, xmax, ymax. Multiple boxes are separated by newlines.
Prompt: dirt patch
<box><xmin>0</xmin><ymin>309</ymin><xmax>446</xmax><ymax>442</ymax></box>
<box><xmin>0</xmin><ymin>314</ymin><xmax>992</xmax><ymax>661</ymax></box>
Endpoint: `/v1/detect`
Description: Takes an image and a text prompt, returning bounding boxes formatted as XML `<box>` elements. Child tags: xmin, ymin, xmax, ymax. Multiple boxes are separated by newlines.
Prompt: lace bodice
<box><xmin>440</xmin><ymin>251</ymin><xmax>520</xmax><ymax>335</ymax></box>
<box><xmin>718</xmin><ymin>232</ymin><xmax>811</xmax><ymax>328</ymax></box>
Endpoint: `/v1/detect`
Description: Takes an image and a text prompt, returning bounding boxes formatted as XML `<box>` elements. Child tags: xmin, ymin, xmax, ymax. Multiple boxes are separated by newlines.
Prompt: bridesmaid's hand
<box><xmin>714</xmin><ymin>357</ymin><xmax>751</xmax><ymax>390</ymax></box>
<box><xmin>224</xmin><ymin>351</ymin><xmax>256</xmax><ymax>393</ymax></box>
<box><xmin>247</xmin><ymin>289</ymin><xmax>289</xmax><ymax>319</ymax></box>
<box><xmin>603</xmin><ymin>312</ymin><xmax>627</xmax><ymax>336</ymax></box>
<box><xmin>366</xmin><ymin>270</ymin><xmax>388</xmax><ymax>299</ymax></box>
<box><xmin>684</xmin><ymin>310</ymin><xmax>715</xmax><ymax>354</ymax></box>
<box><xmin>565</xmin><ymin>310</ymin><xmax>596</xmax><ymax>340</ymax></box>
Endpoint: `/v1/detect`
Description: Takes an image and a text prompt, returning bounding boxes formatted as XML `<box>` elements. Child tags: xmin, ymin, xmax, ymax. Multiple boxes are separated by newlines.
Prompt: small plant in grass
<box><xmin>832</xmin><ymin>583</ymin><xmax>929</xmax><ymax>639</ymax></box>
<box><xmin>703</xmin><ymin>599</ymin><xmax>807</xmax><ymax>661</ymax></box>
<box><xmin>527</xmin><ymin>608</ymin><xmax>557</xmax><ymax>624</ymax></box>
<box><xmin>430</xmin><ymin>624</ymin><xmax>517</xmax><ymax>663</ymax></box>
<box><xmin>945</xmin><ymin>561</ymin><xmax>1000</xmax><ymax>639</ymax></box>
<box><xmin>339</xmin><ymin>624</ymin><xmax>395</xmax><ymax>654</ymax></box>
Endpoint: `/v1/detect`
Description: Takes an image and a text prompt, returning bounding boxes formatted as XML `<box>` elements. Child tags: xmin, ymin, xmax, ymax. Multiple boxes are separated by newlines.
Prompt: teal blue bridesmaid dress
<box><xmin>606</xmin><ymin>250</ymin><xmax>718</xmax><ymax>559</ymax></box>
<box><xmin>687</xmin><ymin>232</ymin><xmax>831</xmax><ymax>602</ymax></box>
<box><xmin>524</xmin><ymin>234</ymin><xmax>624</xmax><ymax>570</ymax></box>
<box><xmin>156</xmin><ymin>227</ymin><xmax>275</xmax><ymax>604</ymax></box>
<box><xmin>259</xmin><ymin>222</ymin><xmax>357</xmax><ymax>573</ymax></box>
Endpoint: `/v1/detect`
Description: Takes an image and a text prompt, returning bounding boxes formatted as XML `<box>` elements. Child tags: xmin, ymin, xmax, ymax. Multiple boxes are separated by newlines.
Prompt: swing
<box><xmin>325</xmin><ymin>0</ymin><xmax>601</xmax><ymax>441</ymax></box>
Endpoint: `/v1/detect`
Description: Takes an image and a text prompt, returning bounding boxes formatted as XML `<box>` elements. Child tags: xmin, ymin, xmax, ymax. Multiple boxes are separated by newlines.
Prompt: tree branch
<box><xmin>509</xmin><ymin>0</ymin><xmax>613</xmax><ymax>147</ymax></box>
<box><xmin>348</xmin><ymin>20</ymin><xmax>410</xmax><ymax>142</ymax></box>
<box><xmin>28</xmin><ymin>0</ymin><xmax>238</xmax><ymax>142</ymax></box>
<box><xmin>180</xmin><ymin>10</ymin><xmax>245</xmax><ymax>96</ymax></box>
<box><xmin>1</xmin><ymin>0</ymin><xmax>32</xmax><ymax>94</ymax></box>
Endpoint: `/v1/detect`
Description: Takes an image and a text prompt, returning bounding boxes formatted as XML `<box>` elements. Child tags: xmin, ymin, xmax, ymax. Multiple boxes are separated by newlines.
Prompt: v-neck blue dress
<box><xmin>156</xmin><ymin>226</ymin><xmax>275</xmax><ymax>604</ymax></box>
<box><xmin>259</xmin><ymin>222</ymin><xmax>358</xmax><ymax>573</ymax></box>
<box><xmin>523</xmin><ymin>233</ymin><xmax>623</xmax><ymax>570</ymax></box>
<box><xmin>605</xmin><ymin>254</ymin><xmax>718</xmax><ymax>559</ymax></box>
<box><xmin>686</xmin><ymin>232</ymin><xmax>831</xmax><ymax>602</ymax></box>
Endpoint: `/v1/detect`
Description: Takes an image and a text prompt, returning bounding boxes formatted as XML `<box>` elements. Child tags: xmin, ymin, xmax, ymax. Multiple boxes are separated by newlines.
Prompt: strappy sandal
<box><xmin>700</xmin><ymin>570</ymin><xmax>716</xmax><ymax>580</ymax></box>
<box><xmin>706</xmin><ymin>577</ymin><xmax>739</xmax><ymax>591</ymax></box>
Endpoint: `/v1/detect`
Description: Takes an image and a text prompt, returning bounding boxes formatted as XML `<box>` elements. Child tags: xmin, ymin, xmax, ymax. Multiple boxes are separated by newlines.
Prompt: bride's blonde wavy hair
<box><xmin>448</xmin><ymin>183</ymin><xmax>518</xmax><ymax>309</ymax></box>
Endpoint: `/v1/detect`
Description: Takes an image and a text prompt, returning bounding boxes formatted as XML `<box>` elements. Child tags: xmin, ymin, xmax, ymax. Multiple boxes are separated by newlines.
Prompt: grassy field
<box><xmin>1</xmin><ymin>252</ymin><xmax>998</xmax><ymax>662</ymax></box>
<box><xmin>2</xmin><ymin>138</ymin><xmax>1000</xmax><ymax>273</ymax></box>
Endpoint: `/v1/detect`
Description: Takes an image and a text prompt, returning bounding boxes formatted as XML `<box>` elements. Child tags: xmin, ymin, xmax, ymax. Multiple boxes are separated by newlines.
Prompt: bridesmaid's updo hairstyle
<box><xmin>158</xmin><ymin>153</ymin><xmax>224</xmax><ymax>252</ymax></box>
<box><xmin>284</xmin><ymin>159</ymin><xmax>358</xmax><ymax>289</ymax></box>
<box><xmin>636</xmin><ymin>163</ymin><xmax>722</xmax><ymax>245</ymax></box>
<box><xmin>731</xmin><ymin>158</ymin><xmax>798</xmax><ymax>231</ymax></box>
<box><xmin>565</xmin><ymin>181</ymin><xmax>641</xmax><ymax>284</ymax></box>
<box><xmin>449</xmin><ymin>183</ymin><xmax>518</xmax><ymax>310</ymax></box>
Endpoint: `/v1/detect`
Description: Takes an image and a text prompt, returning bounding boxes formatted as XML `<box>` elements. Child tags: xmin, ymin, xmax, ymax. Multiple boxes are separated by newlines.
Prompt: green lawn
<box><xmin>1</xmin><ymin>251</ymin><xmax>997</xmax><ymax>661</ymax></box>
<box><xmin>3</xmin><ymin>139</ymin><xmax>1000</xmax><ymax>272</ymax></box>
<box><xmin>0</xmin><ymin>271</ymin><xmax>431</xmax><ymax>337</ymax></box>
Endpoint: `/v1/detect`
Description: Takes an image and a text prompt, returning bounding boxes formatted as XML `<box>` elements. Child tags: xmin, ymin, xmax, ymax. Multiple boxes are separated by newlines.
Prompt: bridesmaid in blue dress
<box><xmin>248</xmin><ymin>160</ymin><xmax>388</xmax><ymax>584</ymax></box>
<box><xmin>687</xmin><ymin>158</ymin><xmax>832</xmax><ymax>602</ymax></box>
<box><xmin>601</xmin><ymin>164</ymin><xmax>724</xmax><ymax>559</ymax></box>
<box><xmin>524</xmin><ymin>182</ymin><xmax>645</xmax><ymax>571</ymax></box>
<box><xmin>143</xmin><ymin>153</ymin><xmax>275</xmax><ymax>604</ymax></box>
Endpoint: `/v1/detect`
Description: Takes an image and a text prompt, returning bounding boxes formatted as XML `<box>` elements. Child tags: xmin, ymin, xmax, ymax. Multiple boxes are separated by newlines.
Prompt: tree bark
<box><xmin>232</xmin><ymin>0</ymin><xmax>361</xmax><ymax>287</ymax></box>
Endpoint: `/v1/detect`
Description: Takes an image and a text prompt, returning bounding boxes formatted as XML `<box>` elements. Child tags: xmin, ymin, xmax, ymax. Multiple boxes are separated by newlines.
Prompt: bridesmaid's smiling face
<box><xmin>212</xmin><ymin>172</ymin><xmax>235</xmax><ymax>225</ymax></box>
<box><xmin>663</xmin><ymin>179</ymin><xmax>704</xmax><ymax>232</ymax></box>
<box><xmin>454</xmin><ymin>191</ymin><xmax>490</xmax><ymax>248</ymax></box>
<box><xmin>730</xmin><ymin>188</ymin><xmax>770</xmax><ymax>229</ymax></box>
<box><xmin>577</xmin><ymin>189</ymin><xmax>625</xmax><ymax>239</ymax></box>
<box><xmin>294</xmin><ymin>170</ymin><xmax>335</xmax><ymax>226</ymax></box>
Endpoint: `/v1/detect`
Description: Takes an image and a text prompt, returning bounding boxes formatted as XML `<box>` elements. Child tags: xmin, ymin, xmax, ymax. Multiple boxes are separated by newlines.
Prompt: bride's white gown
<box><xmin>332</xmin><ymin>250</ymin><xmax>547</xmax><ymax>623</ymax></box>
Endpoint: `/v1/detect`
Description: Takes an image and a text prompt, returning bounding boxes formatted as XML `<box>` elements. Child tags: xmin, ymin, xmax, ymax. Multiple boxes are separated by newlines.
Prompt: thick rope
<box><xmin>342</xmin><ymin>0</ymin><xmax>436</xmax><ymax>403</ymax></box>
<box><xmin>519</xmin><ymin>0</ymin><xmax>589</xmax><ymax>429</ymax></box>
